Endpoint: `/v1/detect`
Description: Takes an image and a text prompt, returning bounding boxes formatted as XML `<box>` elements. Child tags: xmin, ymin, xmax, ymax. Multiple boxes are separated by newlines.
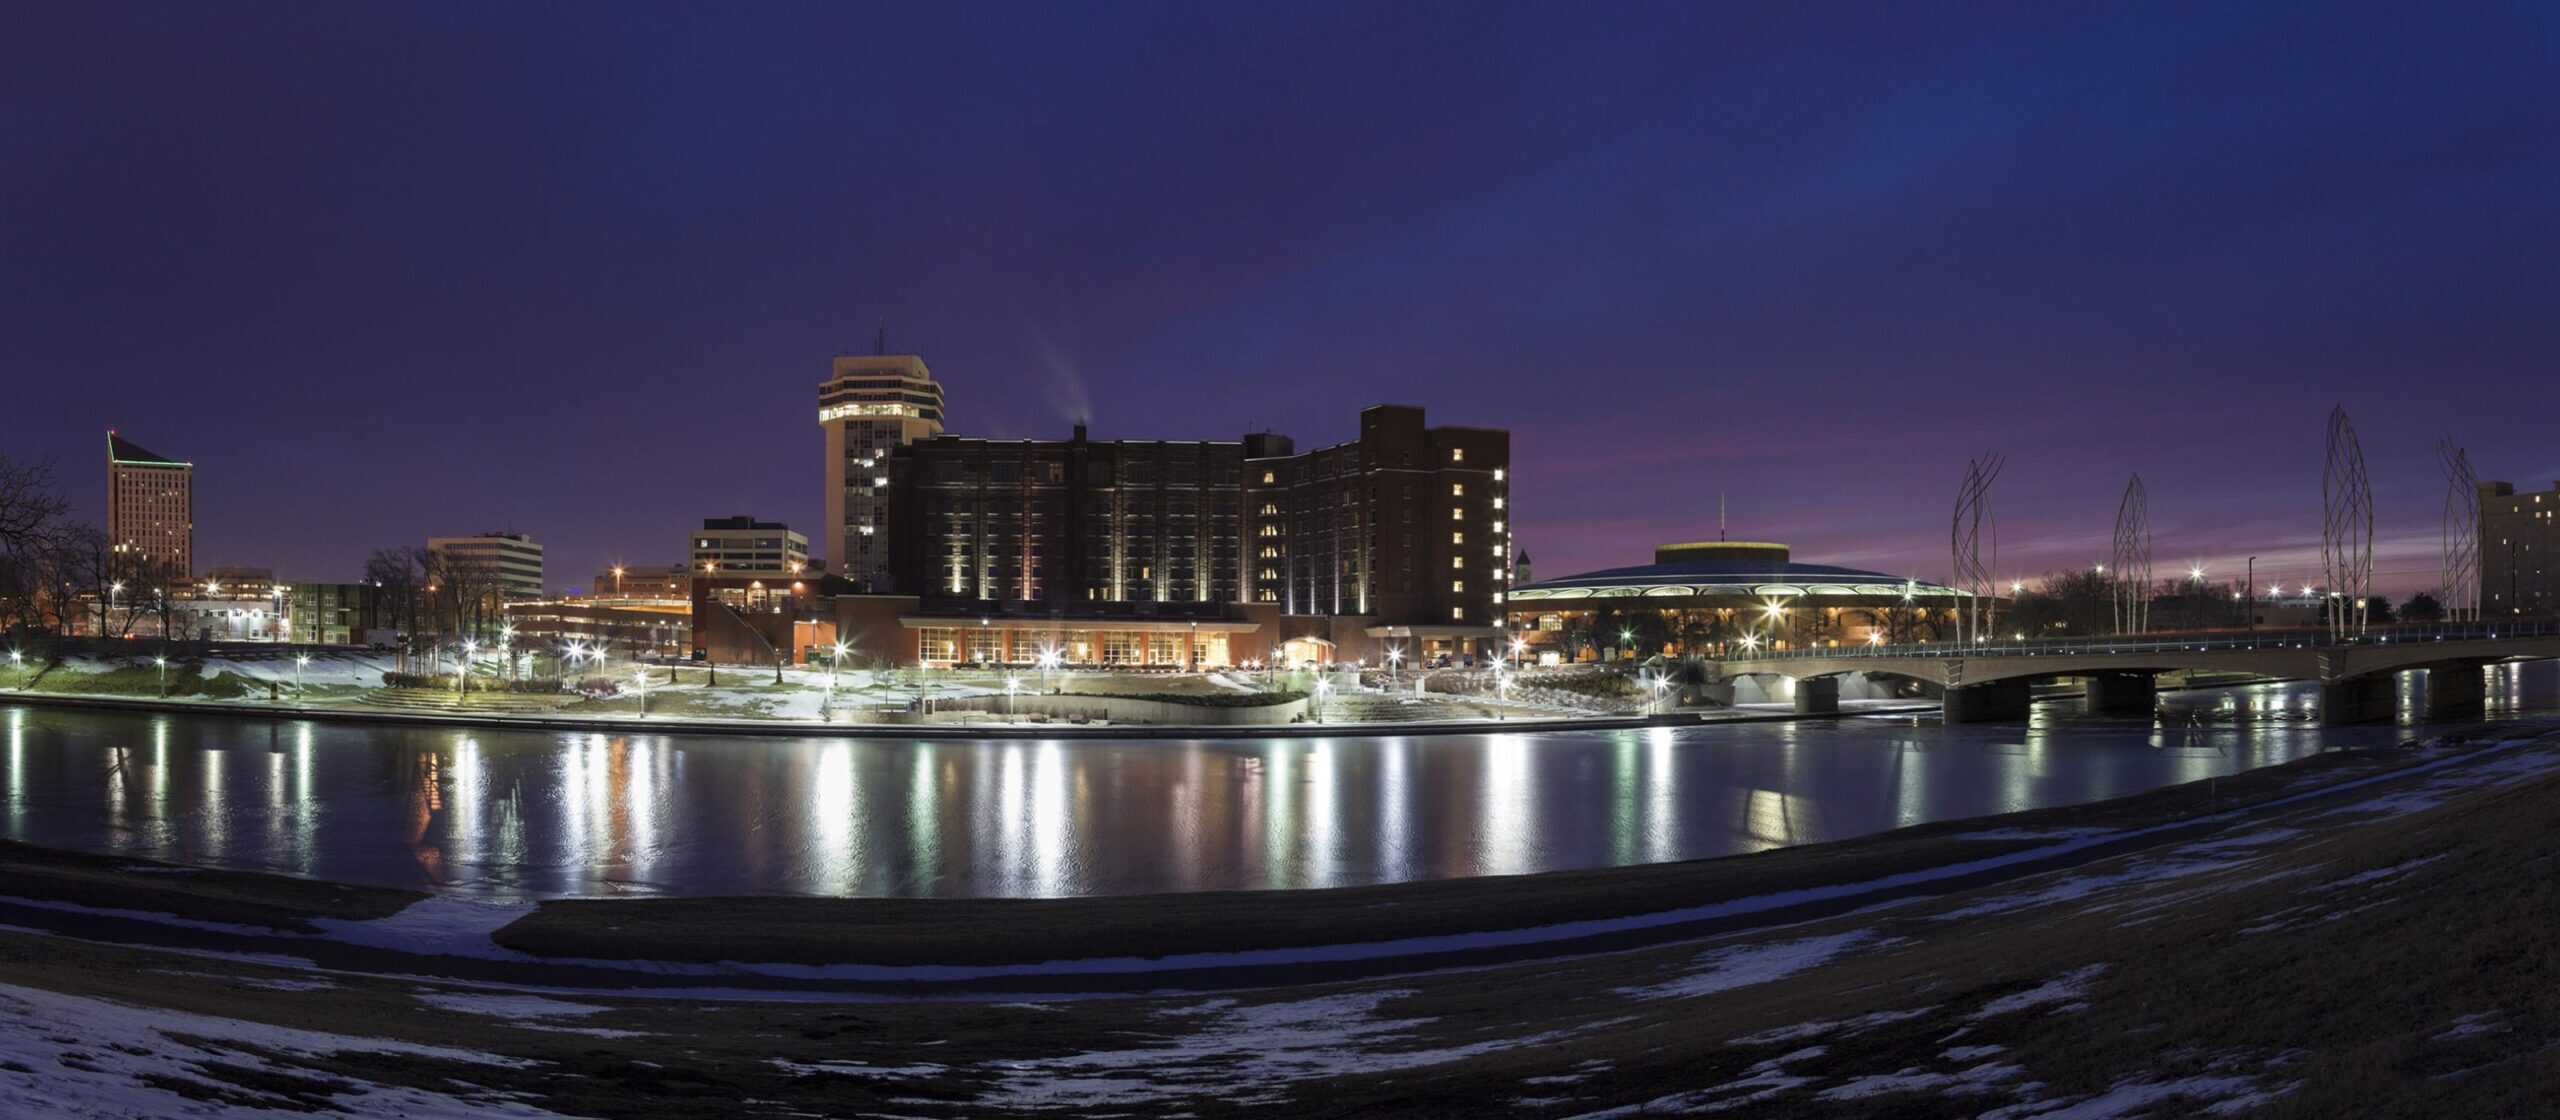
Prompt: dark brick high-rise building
<box><xmin>875</xmin><ymin>405</ymin><xmax>1510</xmax><ymax>666</ymax></box>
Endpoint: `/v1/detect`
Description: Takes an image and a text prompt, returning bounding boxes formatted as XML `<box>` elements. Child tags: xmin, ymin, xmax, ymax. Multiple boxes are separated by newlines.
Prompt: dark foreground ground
<box><xmin>2</xmin><ymin>721</ymin><xmax>2557</xmax><ymax>1117</ymax></box>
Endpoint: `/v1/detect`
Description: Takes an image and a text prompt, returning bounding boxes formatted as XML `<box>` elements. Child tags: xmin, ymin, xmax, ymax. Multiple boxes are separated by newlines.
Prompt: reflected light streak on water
<box><xmin>0</xmin><ymin>664</ymin><xmax>2552</xmax><ymax>900</ymax></box>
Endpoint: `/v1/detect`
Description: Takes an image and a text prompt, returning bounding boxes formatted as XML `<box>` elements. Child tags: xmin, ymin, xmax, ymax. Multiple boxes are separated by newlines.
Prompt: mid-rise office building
<box><xmin>427</xmin><ymin>532</ymin><xmax>545</xmax><ymax>602</ymax></box>
<box><xmin>819</xmin><ymin>354</ymin><xmax>946</xmax><ymax>591</ymax></box>
<box><xmin>106</xmin><ymin>431</ymin><xmax>193</xmax><ymax>580</ymax></box>
<box><xmin>690</xmin><ymin>516</ymin><xmax>810</xmax><ymax>578</ymax></box>
<box><xmin>2481</xmin><ymin>480</ymin><xmax>2558</xmax><ymax>617</ymax></box>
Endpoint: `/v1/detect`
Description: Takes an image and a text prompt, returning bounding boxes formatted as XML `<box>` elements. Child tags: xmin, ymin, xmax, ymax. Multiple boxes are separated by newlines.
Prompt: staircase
<box><xmin>354</xmin><ymin>688</ymin><xmax>572</xmax><ymax>715</ymax></box>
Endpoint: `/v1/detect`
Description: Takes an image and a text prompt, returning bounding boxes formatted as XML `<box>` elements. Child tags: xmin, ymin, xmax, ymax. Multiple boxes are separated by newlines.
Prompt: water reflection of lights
<box><xmin>908</xmin><ymin>746</ymin><xmax>940</xmax><ymax>891</ymax></box>
<box><xmin>5</xmin><ymin>707</ymin><xmax>21</xmax><ymax>833</ymax></box>
<box><xmin>811</xmin><ymin>743</ymin><xmax>857</xmax><ymax>895</ymax></box>
<box><xmin>1033</xmin><ymin>742</ymin><xmax>1068</xmax><ymax>897</ymax></box>
<box><xmin>1262</xmin><ymin>744</ymin><xmax>1295</xmax><ymax>888</ymax></box>
<box><xmin>1378</xmin><ymin>739</ymin><xmax>1412</xmax><ymax>882</ymax></box>
<box><xmin>1305</xmin><ymin>742</ymin><xmax>1339</xmax><ymax>889</ymax></box>
<box><xmin>1645</xmin><ymin>728</ymin><xmax>1676</xmax><ymax>863</ymax></box>
<box><xmin>1480</xmin><ymin>733</ymin><xmax>1533</xmax><ymax>876</ymax></box>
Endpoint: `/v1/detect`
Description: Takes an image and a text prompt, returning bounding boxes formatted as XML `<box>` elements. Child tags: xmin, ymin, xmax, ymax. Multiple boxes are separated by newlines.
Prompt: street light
<box><xmin>1386</xmin><ymin>645</ymin><xmax>1402</xmax><ymax>689</ymax></box>
<box><xmin>1005</xmin><ymin>674</ymin><xmax>1021</xmax><ymax>722</ymax></box>
<box><xmin>6</xmin><ymin>648</ymin><xmax>22</xmax><ymax>690</ymax></box>
<box><xmin>634</xmin><ymin>666</ymin><xmax>650</xmax><ymax>717</ymax></box>
<box><xmin>153</xmin><ymin>655</ymin><xmax>168</xmax><ymax>696</ymax></box>
<box><xmin>612</xmin><ymin>566</ymin><xmax>625</xmax><ymax>596</ymax></box>
<box><xmin>829</xmin><ymin>641</ymin><xmax>849</xmax><ymax>688</ymax></box>
<box><xmin>458</xmin><ymin>639</ymin><xmax>478</xmax><ymax>698</ymax></box>
<box><xmin>1645</xmin><ymin>672</ymin><xmax>1668</xmax><ymax>714</ymax></box>
<box><xmin>1312</xmin><ymin>675</ymin><xmax>1332</xmax><ymax>722</ymax></box>
<box><xmin>294</xmin><ymin>653</ymin><xmax>310</xmax><ymax>697</ymax></box>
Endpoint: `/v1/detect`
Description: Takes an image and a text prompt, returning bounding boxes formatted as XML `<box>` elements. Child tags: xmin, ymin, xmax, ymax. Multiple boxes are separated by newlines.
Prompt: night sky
<box><xmin>5</xmin><ymin>4</ymin><xmax>2552</xmax><ymax>597</ymax></box>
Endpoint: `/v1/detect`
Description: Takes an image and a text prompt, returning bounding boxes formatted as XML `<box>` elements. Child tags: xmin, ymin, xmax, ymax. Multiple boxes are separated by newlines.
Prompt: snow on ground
<box><xmin>1730</xmin><ymin>1006</ymin><xmax>1938</xmax><ymax>1046</ymax></box>
<box><xmin>978</xmin><ymin>989</ymin><xmax>1608</xmax><ymax>1109</ymax></box>
<box><xmin>199</xmin><ymin>652</ymin><xmax>395</xmax><ymax>687</ymax></box>
<box><xmin>2307</xmin><ymin>853</ymin><xmax>2446</xmax><ymax>893</ymax></box>
<box><xmin>1615</xmin><ymin>930</ymin><xmax>1893</xmax><ymax>1002</ymax></box>
<box><xmin>414</xmin><ymin>990</ymin><xmax>649</xmax><ymax>1039</ymax></box>
<box><xmin>2433</xmin><ymin>1011</ymin><xmax>2507</xmax><ymax>1042</ymax></box>
<box><xmin>770</xmin><ymin>1057</ymin><xmax>950</xmax><ymax>1078</ymax></box>
<box><xmin>1981</xmin><ymin>1073</ymin><xmax>2295</xmax><ymax>1118</ymax></box>
<box><xmin>1567</xmin><ymin>1047</ymin><xmax>1828</xmax><ymax>1118</ymax></box>
<box><xmin>1817</xmin><ymin>1059</ymin><xmax>2027</xmax><ymax>1100</ymax></box>
<box><xmin>1970</xmin><ymin>964</ymin><xmax>2109</xmax><ymax>1020</ymax></box>
<box><xmin>0</xmin><ymin>980</ymin><xmax>574</xmax><ymax>1119</ymax></box>
<box><xmin>310</xmin><ymin>896</ymin><xmax>536</xmax><ymax>959</ymax></box>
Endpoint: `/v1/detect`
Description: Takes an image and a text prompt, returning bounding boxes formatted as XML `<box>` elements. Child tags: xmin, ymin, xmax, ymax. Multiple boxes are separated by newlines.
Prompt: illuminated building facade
<box><xmin>1505</xmin><ymin>541</ymin><xmax>1974</xmax><ymax>661</ymax></box>
<box><xmin>870</xmin><ymin>405</ymin><xmax>1510</xmax><ymax>666</ymax></box>
<box><xmin>819</xmin><ymin>354</ymin><xmax>945</xmax><ymax>591</ymax></box>
<box><xmin>106</xmin><ymin>431</ymin><xmax>193</xmax><ymax>580</ymax></box>
<box><xmin>2482</xmin><ymin>480</ymin><xmax>2558</xmax><ymax>616</ymax></box>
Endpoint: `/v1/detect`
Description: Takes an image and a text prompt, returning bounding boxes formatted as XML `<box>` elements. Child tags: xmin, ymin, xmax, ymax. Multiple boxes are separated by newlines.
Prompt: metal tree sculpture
<box><xmin>2112</xmin><ymin>474</ymin><xmax>2152</xmax><ymax>635</ymax></box>
<box><xmin>2322</xmin><ymin>407</ymin><xmax>2374</xmax><ymax>637</ymax></box>
<box><xmin>2440</xmin><ymin>439</ymin><xmax>2480</xmax><ymax>622</ymax></box>
<box><xmin>1951</xmin><ymin>453</ymin><xmax>2005</xmax><ymax>643</ymax></box>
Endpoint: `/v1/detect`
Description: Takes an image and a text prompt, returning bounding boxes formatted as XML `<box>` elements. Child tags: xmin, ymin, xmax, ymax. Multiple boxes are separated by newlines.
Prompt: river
<box><xmin>2</xmin><ymin>665</ymin><xmax>2552</xmax><ymax>899</ymax></box>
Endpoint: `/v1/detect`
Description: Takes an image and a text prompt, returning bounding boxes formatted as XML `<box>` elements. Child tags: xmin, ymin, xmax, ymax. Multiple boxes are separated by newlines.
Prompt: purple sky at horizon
<box><xmin>5</xmin><ymin>5</ymin><xmax>2553</xmax><ymax>598</ymax></box>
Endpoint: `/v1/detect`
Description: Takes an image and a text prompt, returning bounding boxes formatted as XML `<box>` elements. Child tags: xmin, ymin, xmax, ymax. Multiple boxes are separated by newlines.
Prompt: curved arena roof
<box><xmin>1508</xmin><ymin>554</ymin><xmax>1969</xmax><ymax>603</ymax></box>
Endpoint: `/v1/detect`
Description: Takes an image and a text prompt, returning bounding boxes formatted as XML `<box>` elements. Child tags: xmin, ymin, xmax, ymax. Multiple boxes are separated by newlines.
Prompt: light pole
<box><xmin>457</xmin><ymin>639</ymin><xmax>477</xmax><ymax>698</ymax></box>
<box><xmin>1005</xmin><ymin>674</ymin><xmax>1020</xmax><ymax>722</ymax></box>
<box><xmin>108</xmin><ymin>581</ymin><xmax>123</xmax><ymax>635</ymax></box>
<box><xmin>1647</xmin><ymin>672</ymin><xmax>1668</xmax><ymax>714</ymax></box>
<box><xmin>829</xmin><ymin>641</ymin><xmax>848</xmax><ymax>689</ymax></box>
<box><xmin>1313</xmin><ymin>675</ymin><xmax>1331</xmax><ymax>723</ymax></box>
<box><xmin>2245</xmin><ymin>556</ymin><xmax>2256</xmax><ymax>633</ymax></box>
<box><xmin>294</xmin><ymin>653</ymin><xmax>309</xmax><ymax>699</ymax></box>
<box><xmin>7</xmin><ymin>649</ymin><xmax>22</xmax><ymax>690</ymax></box>
<box><xmin>154</xmin><ymin>655</ymin><xmax>168</xmax><ymax>696</ymax></box>
<box><xmin>634</xmin><ymin>666</ymin><xmax>650</xmax><ymax>717</ymax></box>
<box><xmin>1386</xmin><ymin>645</ymin><xmax>1402</xmax><ymax>690</ymax></box>
<box><xmin>612</xmin><ymin>566</ymin><xmax>625</xmax><ymax>597</ymax></box>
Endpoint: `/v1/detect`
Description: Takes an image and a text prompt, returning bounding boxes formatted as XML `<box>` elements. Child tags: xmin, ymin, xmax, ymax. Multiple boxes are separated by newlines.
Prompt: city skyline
<box><xmin>7</xmin><ymin>4</ymin><xmax>2554</xmax><ymax>595</ymax></box>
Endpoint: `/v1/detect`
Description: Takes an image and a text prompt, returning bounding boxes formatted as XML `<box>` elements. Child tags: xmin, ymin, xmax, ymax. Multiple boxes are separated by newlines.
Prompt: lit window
<box><xmin>1452</xmin><ymin>557</ymin><xmax>1463</xmax><ymax>569</ymax></box>
<box><xmin>1452</xmin><ymin>580</ymin><xmax>1465</xmax><ymax>593</ymax></box>
<box><xmin>1452</xmin><ymin>532</ymin><xmax>1464</xmax><ymax>545</ymax></box>
<box><xmin>1494</xmin><ymin>544</ymin><xmax>1505</xmax><ymax>556</ymax></box>
<box><xmin>1451</xmin><ymin>508</ymin><xmax>1463</xmax><ymax>521</ymax></box>
<box><xmin>1451</xmin><ymin>449</ymin><xmax>1464</xmax><ymax>463</ymax></box>
<box><xmin>1493</xmin><ymin>497</ymin><xmax>1504</xmax><ymax>510</ymax></box>
<box><xmin>1492</xmin><ymin>592</ymin><xmax>1504</xmax><ymax>604</ymax></box>
<box><xmin>1494</xmin><ymin>468</ymin><xmax>1505</xmax><ymax>482</ymax></box>
<box><xmin>1262</xmin><ymin>471</ymin><xmax>1275</xmax><ymax>484</ymax></box>
<box><xmin>1451</xmin><ymin>483</ymin><xmax>1464</xmax><ymax>497</ymax></box>
<box><xmin>1451</xmin><ymin>607</ymin><xmax>1464</xmax><ymax>620</ymax></box>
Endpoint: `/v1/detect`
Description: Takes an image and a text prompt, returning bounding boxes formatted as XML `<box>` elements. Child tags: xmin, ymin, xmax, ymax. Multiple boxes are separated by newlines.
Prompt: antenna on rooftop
<box><xmin>876</xmin><ymin>322</ymin><xmax>888</xmax><ymax>356</ymax></box>
<box><xmin>1719</xmin><ymin>492</ymin><xmax>1726</xmax><ymax>540</ymax></box>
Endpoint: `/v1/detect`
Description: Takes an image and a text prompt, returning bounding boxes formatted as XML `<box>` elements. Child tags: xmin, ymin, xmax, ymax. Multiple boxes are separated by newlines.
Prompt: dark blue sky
<box><xmin>5</xmin><ymin>3</ymin><xmax>2553</xmax><ymax>595</ymax></box>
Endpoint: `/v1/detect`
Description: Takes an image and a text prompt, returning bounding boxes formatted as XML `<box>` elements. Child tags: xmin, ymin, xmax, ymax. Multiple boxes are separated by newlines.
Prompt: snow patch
<box><xmin>0</xmin><ymin>980</ymin><xmax>569</xmax><ymax>1119</ymax></box>
<box><xmin>1972</xmin><ymin>964</ymin><xmax>2108</xmax><ymax>1020</ymax></box>
<box><xmin>1617</xmin><ymin>930</ymin><xmax>1893</xmax><ymax>1002</ymax></box>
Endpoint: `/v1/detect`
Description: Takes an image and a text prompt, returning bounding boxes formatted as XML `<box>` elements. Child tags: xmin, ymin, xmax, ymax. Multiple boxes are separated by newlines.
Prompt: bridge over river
<box><xmin>1714</xmin><ymin>622</ymin><xmax>2560</xmax><ymax>723</ymax></box>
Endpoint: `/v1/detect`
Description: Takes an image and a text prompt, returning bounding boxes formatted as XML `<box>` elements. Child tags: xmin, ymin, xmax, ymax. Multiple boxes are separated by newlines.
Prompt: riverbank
<box><xmin>0</xmin><ymin>720</ymin><xmax>2553</xmax><ymax>1115</ymax></box>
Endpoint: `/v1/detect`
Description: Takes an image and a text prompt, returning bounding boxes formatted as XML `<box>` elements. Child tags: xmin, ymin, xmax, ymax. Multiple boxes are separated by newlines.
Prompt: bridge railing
<box><xmin>1719</xmin><ymin>619</ymin><xmax>2560</xmax><ymax>663</ymax></box>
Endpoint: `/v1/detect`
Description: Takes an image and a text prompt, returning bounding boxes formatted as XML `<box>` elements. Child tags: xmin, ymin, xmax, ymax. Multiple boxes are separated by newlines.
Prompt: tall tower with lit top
<box><xmin>820</xmin><ymin>353</ymin><xmax>944</xmax><ymax>590</ymax></box>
